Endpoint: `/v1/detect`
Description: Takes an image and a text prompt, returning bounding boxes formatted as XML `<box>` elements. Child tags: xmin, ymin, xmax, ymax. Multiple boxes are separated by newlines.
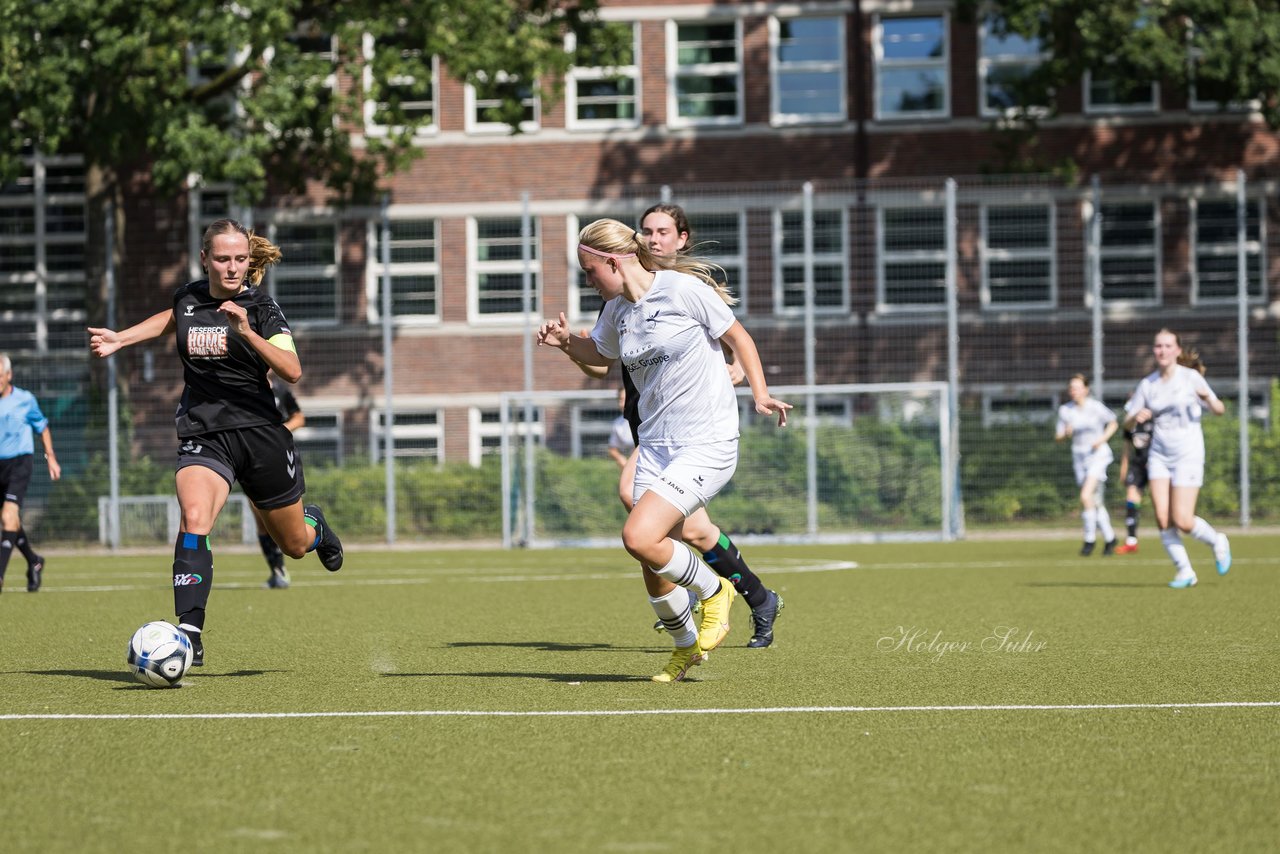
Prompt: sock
<box><xmin>1096</xmin><ymin>505</ymin><xmax>1116</xmax><ymax>543</ymax></box>
<box><xmin>651</xmin><ymin>540</ymin><xmax>720</xmax><ymax>601</ymax></box>
<box><xmin>702</xmin><ymin>532</ymin><xmax>768</xmax><ymax>610</ymax></box>
<box><xmin>173</xmin><ymin>532</ymin><xmax>213</xmax><ymax>630</ymax></box>
<box><xmin>0</xmin><ymin>530</ymin><xmax>14</xmax><ymax>581</ymax></box>
<box><xmin>649</xmin><ymin>586</ymin><xmax>698</xmax><ymax>648</ymax></box>
<box><xmin>1160</xmin><ymin>528</ymin><xmax>1194</xmax><ymax>578</ymax></box>
<box><xmin>258</xmin><ymin>533</ymin><xmax>285</xmax><ymax>570</ymax></box>
<box><xmin>1188</xmin><ymin>516</ymin><xmax>1219</xmax><ymax>547</ymax></box>
<box><xmin>1125</xmin><ymin>501</ymin><xmax>1140</xmax><ymax>543</ymax></box>
<box><xmin>1081</xmin><ymin>509</ymin><xmax>1098</xmax><ymax>543</ymax></box>
<box><xmin>15</xmin><ymin>527</ymin><xmax>38</xmax><ymax>562</ymax></box>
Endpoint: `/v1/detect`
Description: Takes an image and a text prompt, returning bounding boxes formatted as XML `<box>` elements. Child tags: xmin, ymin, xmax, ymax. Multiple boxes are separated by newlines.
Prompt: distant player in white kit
<box><xmin>1055</xmin><ymin>373</ymin><xmax>1118</xmax><ymax>556</ymax></box>
<box><xmin>537</xmin><ymin>217</ymin><xmax>791</xmax><ymax>682</ymax></box>
<box><xmin>1123</xmin><ymin>329</ymin><xmax>1231</xmax><ymax>589</ymax></box>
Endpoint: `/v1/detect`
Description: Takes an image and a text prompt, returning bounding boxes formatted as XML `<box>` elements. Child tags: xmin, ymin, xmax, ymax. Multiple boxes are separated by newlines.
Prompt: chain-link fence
<box><xmin>3</xmin><ymin>164</ymin><xmax>1274</xmax><ymax>549</ymax></box>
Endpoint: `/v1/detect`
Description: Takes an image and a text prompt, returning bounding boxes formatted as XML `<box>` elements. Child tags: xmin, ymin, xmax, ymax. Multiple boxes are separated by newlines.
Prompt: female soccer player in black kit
<box><xmin>88</xmin><ymin>219</ymin><xmax>343</xmax><ymax>665</ymax></box>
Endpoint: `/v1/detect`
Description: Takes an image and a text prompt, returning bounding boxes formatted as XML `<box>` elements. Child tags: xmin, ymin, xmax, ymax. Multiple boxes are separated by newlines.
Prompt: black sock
<box><xmin>15</xmin><ymin>527</ymin><xmax>38</xmax><ymax>563</ymax></box>
<box><xmin>702</xmin><ymin>533</ymin><xmax>768</xmax><ymax>610</ymax></box>
<box><xmin>258</xmin><ymin>533</ymin><xmax>284</xmax><ymax>570</ymax></box>
<box><xmin>1125</xmin><ymin>501</ymin><xmax>1140</xmax><ymax>540</ymax></box>
<box><xmin>0</xmin><ymin>530</ymin><xmax>15</xmax><ymax>581</ymax></box>
<box><xmin>174</xmin><ymin>532</ymin><xmax>213</xmax><ymax>630</ymax></box>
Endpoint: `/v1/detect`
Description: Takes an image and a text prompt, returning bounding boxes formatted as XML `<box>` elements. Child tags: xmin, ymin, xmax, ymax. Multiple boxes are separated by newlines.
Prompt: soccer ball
<box><xmin>126</xmin><ymin>621</ymin><xmax>194</xmax><ymax>688</ymax></box>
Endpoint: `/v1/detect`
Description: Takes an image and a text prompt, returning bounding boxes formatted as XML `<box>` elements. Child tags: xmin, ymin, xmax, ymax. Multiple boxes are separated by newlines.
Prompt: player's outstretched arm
<box><xmin>537</xmin><ymin>312</ymin><xmax>613</xmax><ymax>367</ymax></box>
<box><xmin>719</xmin><ymin>321</ymin><xmax>791</xmax><ymax>427</ymax></box>
<box><xmin>88</xmin><ymin>309</ymin><xmax>175</xmax><ymax>358</ymax></box>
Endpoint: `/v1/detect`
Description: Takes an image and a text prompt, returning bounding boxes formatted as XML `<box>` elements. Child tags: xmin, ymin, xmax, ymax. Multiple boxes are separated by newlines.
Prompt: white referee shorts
<box><xmin>633</xmin><ymin>439</ymin><xmax>738</xmax><ymax>517</ymax></box>
<box><xmin>1072</xmin><ymin>446</ymin><xmax>1113</xmax><ymax>486</ymax></box>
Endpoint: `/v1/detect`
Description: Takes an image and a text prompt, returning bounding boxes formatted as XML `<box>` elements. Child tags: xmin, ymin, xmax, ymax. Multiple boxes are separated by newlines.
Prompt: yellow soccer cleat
<box><xmin>652</xmin><ymin>643</ymin><xmax>705</xmax><ymax>683</ymax></box>
<box><xmin>697</xmin><ymin>576</ymin><xmax>737</xmax><ymax>652</ymax></box>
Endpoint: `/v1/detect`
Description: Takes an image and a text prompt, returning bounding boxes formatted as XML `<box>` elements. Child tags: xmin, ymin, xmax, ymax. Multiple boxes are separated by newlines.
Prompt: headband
<box><xmin>578</xmin><ymin>243</ymin><xmax>636</xmax><ymax>260</ymax></box>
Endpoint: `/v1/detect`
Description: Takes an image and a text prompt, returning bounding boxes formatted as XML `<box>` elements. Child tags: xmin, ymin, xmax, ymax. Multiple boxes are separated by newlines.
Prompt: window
<box><xmin>1193</xmin><ymin>199</ymin><xmax>1264</xmax><ymax>302</ymax></box>
<box><xmin>188</xmin><ymin>184</ymin><xmax>248</xmax><ymax>281</ymax></box>
<box><xmin>370</xmin><ymin>408</ymin><xmax>443</xmax><ymax>463</ymax></box>
<box><xmin>982</xmin><ymin>391</ymin><xmax>1057</xmax><ymax>426</ymax></box>
<box><xmin>669</xmin><ymin>20</ymin><xmax>742</xmax><ymax>126</ymax></box>
<box><xmin>269</xmin><ymin>220</ymin><xmax>339</xmax><ymax>322</ymax></box>
<box><xmin>1098</xmin><ymin>202</ymin><xmax>1159</xmax><ymax>303</ymax></box>
<box><xmin>470</xmin><ymin>216</ymin><xmax>540</xmax><ymax>320</ymax></box>
<box><xmin>466</xmin><ymin>72</ymin><xmax>539</xmax><ymax>133</ymax></box>
<box><xmin>876</xmin><ymin>16</ymin><xmax>948</xmax><ymax>119</ymax></box>
<box><xmin>775</xmin><ymin>208</ymin><xmax>848</xmax><ymax>313</ymax></box>
<box><xmin>568</xmin><ymin>211</ymin><xmax>637</xmax><ymax>323</ymax></box>
<box><xmin>567</xmin><ymin>22</ymin><xmax>639</xmax><ymax>130</ymax></box>
<box><xmin>367</xmin><ymin>218</ymin><xmax>439</xmax><ymax>322</ymax></box>
<box><xmin>878</xmin><ymin>207</ymin><xmax>947</xmax><ymax>309</ymax></box>
<box><xmin>1188</xmin><ymin>26</ymin><xmax>1259</xmax><ymax>112</ymax></box>
<box><xmin>0</xmin><ymin>152</ymin><xmax>87</xmax><ymax>354</ymax></box>
<box><xmin>294</xmin><ymin>410</ymin><xmax>344</xmax><ymax>466</ymax></box>
<box><xmin>982</xmin><ymin>204</ymin><xmax>1055</xmax><ymax>307</ymax></box>
<box><xmin>571</xmin><ymin>403</ymin><xmax>619</xmax><ymax>459</ymax></box>
<box><xmin>1084</xmin><ymin>72</ymin><xmax>1157</xmax><ymax>113</ymax></box>
<box><xmin>280</xmin><ymin>24</ymin><xmax>338</xmax><ymax>132</ymax></box>
<box><xmin>363</xmin><ymin>32</ymin><xmax>436</xmax><ymax>136</ymax></box>
<box><xmin>690</xmin><ymin>211</ymin><xmax>748</xmax><ymax>314</ymax></box>
<box><xmin>771</xmin><ymin>16</ymin><xmax>845</xmax><ymax>124</ymax></box>
<box><xmin>471</xmin><ymin>407</ymin><xmax>544</xmax><ymax>466</ymax></box>
<box><xmin>979</xmin><ymin>17</ymin><xmax>1045</xmax><ymax>116</ymax></box>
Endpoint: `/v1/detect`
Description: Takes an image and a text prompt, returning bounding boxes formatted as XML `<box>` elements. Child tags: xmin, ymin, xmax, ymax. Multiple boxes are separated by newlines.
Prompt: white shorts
<box><xmin>1146</xmin><ymin>445</ymin><xmax>1205</xmax><ymax>488</ymax></box>
<box><xmin>633</xmin><ymin>440</ymin><xmax>738</xmax><ymax>517</ymax></box>
<box><xmin>1072</xmin><ymin>447</ymin><xmax>1113</xmax><ymax>486</ymax></box>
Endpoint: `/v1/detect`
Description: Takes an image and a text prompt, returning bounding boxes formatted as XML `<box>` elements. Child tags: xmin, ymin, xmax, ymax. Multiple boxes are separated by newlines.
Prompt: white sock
<box><xmin>1189</xmin><ymin>516</ymin><xmax>1218</xmax><ymax>547</ymax></box>
<box><xmin>1082</xmin><ymin>508</ymin><xmax>1098</xmax><ymax>542</ymax></box>
<box><xmin>649</xmin><ymin>586</ymin><xmax>697</xmax><ymax>648</ymax></box>
<box><xmin>1096</xmin><ymin>505</ymin><xmax>1116</xmax><ymax>543</ymax></box>
<box><xmin>1161</xmin><ymin>528</ymin><xmax>1194</xmax><ymax>578</ymax></box>
<box><xmin>651</xmin><ymin>540</ymin><xmax>721</xmax><ymax>601</ymax></box>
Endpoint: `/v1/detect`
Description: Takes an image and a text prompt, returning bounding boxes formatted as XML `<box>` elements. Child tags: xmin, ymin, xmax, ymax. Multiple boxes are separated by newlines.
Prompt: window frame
<box><xmin>566</xmin><ymin>22</ymin><xmax>642</xmax><ymax>131</ymax></box>
<box><xmin>1082</xmin><ymin>70</ymin><xmax>1159</xmax><ymax>115</ymax></box>
<box><xmin>769</xmin><ymin>14</ymin><xmax>847</xmax><ymax>126</ymax></box>
<box><xmin>1094</xmin><ymin>200</ymin><xmax>1162</xmax><ymax>307</ymax></box>
<box><xmin>468</xmin><ymin>215</ymin><xmax>542</xmax><ymax>324</ymax></box>
<box><xmin>365</xmin><ymin>216</ymin><xmax>441</xmax><ymax>325</ymax></box>
<box><xmin>265</xmin><ymin>216</ymin><xmax>342</xmax><ymax>325</ymax></box>
<box><xmin>666</xmin><ymin>18</ymin><xmax>744</xmax><ymax>128</ymax></box>
<box><xmin>362</xmin><ymin>32</ymin><xmax>438</xmax><ymax>138</ymax></box>
<box><xmin>874</xmin><ymin>13</ymin><xmax>950</xmax><ymax>121</ymax></box>
<box><xmin>369</xmin><ymin>406</ymin><xmax>445</xmax><ymax>464</ymax></box>
<box><xmin>465</xmin><ymin>71</ymin><xmax>541</xmax><ymax>134</ymax></box>
<box><xmin>977</xmin><ymin>16</ymin><xmax>1048</xmax><ymax>119</ymax></box>
<box><xmin>293</xmin><ymin>408</ymin><xmax>345</xmax><ymax>467</ymax></box>
<box><xmin>772</xmin><ymin>206</ymin><xmax>849</xmax><ymax>315</ymax></box>
<box><xmin>979</xmin><ymin>202</ymin><xmax>1057</xmax><ymax>310</ymax></box>
<box><xmin>876</xmin><ymin>204</ymin><xmax>949</xmax><ymax>313</ymax></box>
<box><xmin>470</xmin><ymin>406</ymin><xmax>545</xmax><ymax>467</ymax></box>
<box><xmin>1190</xmin><ymin>196</ymin><xmax>1266</xmax><ymax>305</ymax></box>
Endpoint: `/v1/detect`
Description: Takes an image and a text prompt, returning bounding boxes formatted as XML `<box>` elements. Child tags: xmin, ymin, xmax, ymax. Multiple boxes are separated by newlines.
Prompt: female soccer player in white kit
<box><xmin>537</xmin><ymin>218</ymin><xmax>790</xmax><ymax>682</ymax></box>
<box><xmin>1055</xmin><ymin>373</ymin><xmax>1118</xmax><ymax>556</ymax></box>
<box><xmin>1123</xmin><ymin>329</ymin><xmax>1231</xmax><ymax>588</ymax></box>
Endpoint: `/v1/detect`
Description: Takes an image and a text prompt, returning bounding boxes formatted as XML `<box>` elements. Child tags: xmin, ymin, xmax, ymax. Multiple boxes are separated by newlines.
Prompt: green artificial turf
<box><xmin>1</xmin><ymin>537</ymin><xmax>1276</xmax><ymax>852</ymax></box>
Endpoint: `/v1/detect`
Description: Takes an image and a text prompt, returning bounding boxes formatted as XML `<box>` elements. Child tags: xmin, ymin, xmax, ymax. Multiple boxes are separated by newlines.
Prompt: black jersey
<box><xmin>173</xmin><ymin>281</ymin><xmax>292</xmax><ymax>437</ymax></box>
<box><xmin>272</xmin><ymin>380</ymin><xmax>302</xmax><ymax>421</ymax></box>
<box><xmin>1124</xmin><ymin>419</ymin><xmax>1154</xmax><ymax>464</ymax></box>
<box><xmin>621</xmin><ymin>367</ymin><xmax>641</xmax><ymax>446</ymax></box>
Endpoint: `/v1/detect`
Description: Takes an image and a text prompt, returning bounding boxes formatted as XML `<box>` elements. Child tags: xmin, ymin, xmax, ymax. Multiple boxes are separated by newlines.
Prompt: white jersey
<box><xmin>608</xmin><ymin>415</ymin><xmax>635</xmax><ymax>455</ymax></box>
<box><xmin>591</xmin><ymin>270</ymin><xmax>738</xmax><ymax>446</ymax></box>
<box><xmin>1125</xmin><ymin>365</ymin><xmax>1215</xmax><ymax>458</ymax></box>
<box><xmin>1056</xmin><ymin>397</ymin><xmax>1116</xmax><ymax>457</ymax></box>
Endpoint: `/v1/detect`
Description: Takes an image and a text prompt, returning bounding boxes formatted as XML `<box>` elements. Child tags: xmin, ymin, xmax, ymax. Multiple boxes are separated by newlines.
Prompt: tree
<box><xmin>0</xmin><ymin>0</ymin><xmax>624</xmax><ymax>325</ymax></box>
<box><xmin>958</xmin><ymin>1</ymin><xmax>1280</xmax><ymax>169</ymax></box>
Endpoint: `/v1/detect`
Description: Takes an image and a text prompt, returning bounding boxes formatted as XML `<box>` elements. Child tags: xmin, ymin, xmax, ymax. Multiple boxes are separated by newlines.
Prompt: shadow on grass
<box><xmin>445</xmin><ymin>640</ymin><xmax>653</xmax><ymax>652</ymax></box>
<box><xmin>382</xmin><ymin>671</ymin><xmax>653</xmax><ymax>684</ymax></box>
<box><xmin>24</xmin><ymin>669</ymin><xmax>137</xmax><ymax>684</ymax></box>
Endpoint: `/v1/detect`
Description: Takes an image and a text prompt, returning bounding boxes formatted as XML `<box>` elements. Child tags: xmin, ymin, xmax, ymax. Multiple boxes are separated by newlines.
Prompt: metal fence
<box><xmin>3</xmin><ymin>168</ymin><xmax>1274</xmax><ymax>550</ymax></box>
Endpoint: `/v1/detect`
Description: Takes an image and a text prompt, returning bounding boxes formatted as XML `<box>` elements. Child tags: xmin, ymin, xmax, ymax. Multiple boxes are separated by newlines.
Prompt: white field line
<box><xmin>34</xmin><ymin>559</ymin><xmax>860</xmax><ymax>594</ymax></box>
<box><xmin>2</xmin><ymin>701</ymin><xmax>1278</xmax><ymax>722</ymax></box>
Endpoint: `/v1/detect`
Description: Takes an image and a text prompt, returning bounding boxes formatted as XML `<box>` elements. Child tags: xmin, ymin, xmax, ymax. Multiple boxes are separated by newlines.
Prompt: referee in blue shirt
<box><xmin>0</xmin><ymin>353</ymin><xmax>60</xmax><ymax>593</ymax></box>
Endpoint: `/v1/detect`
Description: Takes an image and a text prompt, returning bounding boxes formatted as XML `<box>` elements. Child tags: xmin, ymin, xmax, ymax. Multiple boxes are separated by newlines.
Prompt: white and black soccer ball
<box><xmin>126</xmin><ymin>621</ymin><xmax>194</xmax><ymax>688</ymax></box>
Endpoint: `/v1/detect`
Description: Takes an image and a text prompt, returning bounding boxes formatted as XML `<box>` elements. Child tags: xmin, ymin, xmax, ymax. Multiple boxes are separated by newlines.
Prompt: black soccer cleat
<box><xmin>1079</xmin><ymin>541</ymin><xmax>1096</xmax><ymax>557</ymax></box>
<box><xmin>1102</xmin><ymin>539</ymin><xmax>1117</xmax><ymax>557</ymax></box>
<box><xmin>747</xmin><ymin>590</ymin><xmax>785</xmax><ymax>649</ymax></box>
<box><xmin>180</xmin><ymin>628</ymin><xmax>205</xmax><ymax>667</ymax></box>
<box><xmin>304</xmin><ymin>504</ymin><xmax>343</xmax><ymax>572</ymax></box>
<box><xmin>26</xmin><ymin>556</ymin><xmax>43</xmax><ymax>592</ymax></box>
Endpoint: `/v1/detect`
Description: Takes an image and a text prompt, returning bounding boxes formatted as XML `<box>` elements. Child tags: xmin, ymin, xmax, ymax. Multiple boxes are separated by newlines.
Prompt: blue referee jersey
<box><xmin>0</xmin><ymin>387</ymin><xmax>48</xmax><ymax>459</ymax></box>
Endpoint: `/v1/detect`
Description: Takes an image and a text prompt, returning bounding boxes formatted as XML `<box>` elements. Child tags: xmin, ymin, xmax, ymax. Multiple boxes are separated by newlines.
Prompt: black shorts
<box><xmin>176</xmin><ymin>424</ymin><xmax>305</xmax><ymax>510</ymax></box>
<box><xmin>1125</xmin><ymin>459</ymin><xmax>1149</xmax><ymax>491</ymax></box>
<box><xmin>0</xmin><ymin>454</ymin><xmax>34</xmax><ymax>507</ymax></box>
